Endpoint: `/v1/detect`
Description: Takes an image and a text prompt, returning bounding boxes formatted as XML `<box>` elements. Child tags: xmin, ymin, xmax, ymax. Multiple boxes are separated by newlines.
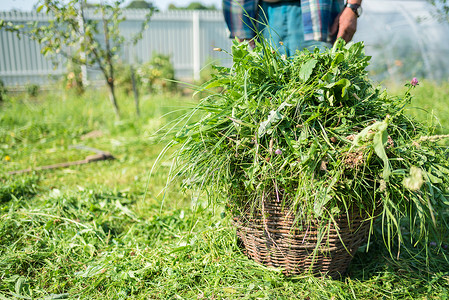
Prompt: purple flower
<box><xmin>410</xmin><ymin>77</ymin><xmax>419</xmax><ymax>86</ymax></box>
<box><xmin>275</xmin><ymin>149</ymin><xmax>282</xmax><ymax>155</ymax></box>
<box><xmin>430</xmin><ymin>241</ymin><xmax>437</xmax><ymax>247</ymax></box>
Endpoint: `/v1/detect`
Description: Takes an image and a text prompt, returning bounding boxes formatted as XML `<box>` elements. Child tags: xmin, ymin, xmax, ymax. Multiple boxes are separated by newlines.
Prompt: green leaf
<box><xmin>331</xmin><ymin>53</ymin><xmax>344</xmax><ymax>68</ymax></box>
<box><xmin>36</xmin><ymin>5</ymin><xmax>44</xmax><ymax>13</ymax></box>
<box><xmin>353</xmin><ymin>116</ymin><xmax>389</xmax><ymax>146</ymax></box>
<box><xmin>313</xmin><ymin>192</ymin><xmax>331</xmax><ymax>216</ymax></box>
<box><xmin>346</xmin><ymin>42</ymin><xmax>364</xmax><ymax>58</ymax></box>
<box><xmin>337</xmin><ymin>78</ymin><xmax>351</xmax><ymax>98</ymax></box>
<box><xmin>15</xmin><ymin>276</ymin><xmax>26</xmax><ymax>295</ymax></box>
<box><xmin>258</xmin><ymin>110</ymin><xmax>282</xmax><ymax>138</ymax></box>
<box><xmin>74</xmin><ymin>265</ymin><xmax>106</xmax><ymax>278</ymax></box>
<box><xmin>299</xmin><ymin>58</ymin><xmax>317</xmax><ymax>82</ymax></box>
<box><xmin>193</xmin><ymin>78</ymin><xmax>229</xmax><ymax>96</ymax></box>
<box><xmin>332</xmin><ymin>38</ymin><xmax>345</xmax><ymax>52</ymax></box>
<box><xmin>325</xmin><ymin>78</ymin><xmax>351</xmax><ymax>99</ymax></box>
<box><xmin>232</xmin><ymin>40</ymin><xmax>250</xmax><ymax>62</ymax></box>
<box><xmin>424</xmin><ymin>170</ymin><xmax>443</xmax><ymax>184</ymax></box>
<box><xmin>373</xmin><ymin>125</ymin><xmax>390</xmax><ymax>181</ymax></box>
<box><xmin>353</xmin><ymin>116</ymin><xmax>391</xmax><ymax>180</ymax></box>
<box><xmin>436</xmin><ymin>164</ymin><xmax>449</xmax><ymax>175</ymax></box>
<box><xmin>304</xmin><ymin>112</ymin><xmax>320</xmax><ymax>124</ymax></box>
<box><xmin>257</xmin><ymin>101</ymin><xmax>291</xmax><ymax>138</ymax></box>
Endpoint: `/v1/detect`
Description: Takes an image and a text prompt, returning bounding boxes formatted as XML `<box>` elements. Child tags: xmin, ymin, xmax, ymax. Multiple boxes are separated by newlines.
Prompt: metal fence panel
<box><xmin>0</xmin><ymin>9</ymin><xmax>233</xmax><ymax>87</ymax></box>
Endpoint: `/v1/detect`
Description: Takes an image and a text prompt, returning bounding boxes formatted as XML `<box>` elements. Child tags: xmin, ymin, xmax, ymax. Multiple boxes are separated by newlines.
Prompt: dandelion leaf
<box><xmin>373</xmin><ymin>129</ymin><xmax>391</xmax><ymax>181</ymax></box>
<box><xmin>353</xmin><ymin>117</ymin><xmax>391</xmax><ymax>180</ymax></box>
<box><xmin>258</xmin><ymin>110</ymin><xmax>282</xmax><ymax>138</ymax></box>
<box><xmin>258</xmin><ymin>101</ymin><xmax>291</xmax><ymax>138</ymax></box>
<box><xmin>299</xmin><ymin>58</ymin><xmax>317</xmax><ymax>82</ymax></box>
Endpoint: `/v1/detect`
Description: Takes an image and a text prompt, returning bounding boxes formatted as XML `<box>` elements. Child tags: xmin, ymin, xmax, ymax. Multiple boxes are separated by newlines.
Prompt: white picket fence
<box><xmin>0</xmin><ymin>9</ymin><xmax>233</xmax><ymax>86</ymax></box>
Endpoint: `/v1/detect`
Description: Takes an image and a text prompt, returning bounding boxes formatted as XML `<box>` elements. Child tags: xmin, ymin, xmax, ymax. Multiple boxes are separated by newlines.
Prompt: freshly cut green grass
<box><xmin>1</xmin><ymin>186</ymin><xmax>448</xmax><ymax>299</ymax></box>
<box><xmin>0</xmin><ymin>86</ymin><xmax>448</xmax><ymax>299</ymax></box>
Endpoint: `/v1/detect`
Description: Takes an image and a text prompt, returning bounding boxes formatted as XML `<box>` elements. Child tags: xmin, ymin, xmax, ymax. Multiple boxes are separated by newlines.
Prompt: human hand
<box><xmin>330</xmin><ymin>7</ymin><xmax>358</xmax><ymax>43</ymax></box>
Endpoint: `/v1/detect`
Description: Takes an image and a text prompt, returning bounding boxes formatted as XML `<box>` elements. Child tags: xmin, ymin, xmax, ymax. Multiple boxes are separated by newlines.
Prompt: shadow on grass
<box><xmin>341</xmin><ymin>228</ymin><xmax>449</xmax><ymax>297</ymax></box>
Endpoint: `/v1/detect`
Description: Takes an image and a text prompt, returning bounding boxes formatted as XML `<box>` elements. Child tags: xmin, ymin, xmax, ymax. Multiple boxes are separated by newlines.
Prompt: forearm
<box><xmin>334</xmin><ymin>0</ymin><xmax>362</xmax><ymax>43</ymax></box>
<box><xmin>344</xmin><ymin>0</ymin><xmax>362</xmax><ymax>17</ymax></box>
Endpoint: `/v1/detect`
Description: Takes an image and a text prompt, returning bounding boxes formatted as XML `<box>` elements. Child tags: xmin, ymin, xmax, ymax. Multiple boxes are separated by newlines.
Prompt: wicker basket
<box><xmin>232</xmin><ymin>198</ymin><xmax>371</xmax><ymax>279</ymax></box>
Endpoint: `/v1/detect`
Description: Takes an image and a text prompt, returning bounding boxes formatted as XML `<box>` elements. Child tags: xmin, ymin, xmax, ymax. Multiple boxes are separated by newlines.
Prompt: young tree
<box><xmin>186</xmin><ymin>2</ymin><xmax>216</xmax><ymax>10</ymax></box>
<box><xmin>429</xmin><ymin>0</ymin><xmax>449</xmax><ymax>22</ymax></box>
<box><xmin>3</xmin><ymin>0</ymin><xmax>152</xmax><ymax>117</ymax></box>
<box><xmin>126</xmin><ymin>0</ymin><xmax>157</xmax><ymax>10</ymax></box>
<box><xmin>168</xmin><ymin>2</ymin><xmax>217</xmax><ymax>10</ymax></box>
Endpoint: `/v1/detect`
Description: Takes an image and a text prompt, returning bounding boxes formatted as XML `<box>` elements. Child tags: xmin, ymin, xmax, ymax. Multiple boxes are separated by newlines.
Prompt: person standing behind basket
<box><xmin>222</xmin><ymin>0</ymin><xmax>362</xmax><ymax>55</ymax></box>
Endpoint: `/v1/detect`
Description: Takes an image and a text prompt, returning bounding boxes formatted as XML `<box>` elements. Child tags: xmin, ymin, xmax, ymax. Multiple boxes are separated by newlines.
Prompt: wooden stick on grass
<box><xmin>8</xmin><ymin>152</ymin><xmax>115</xmax><ymax>175</ymax></box>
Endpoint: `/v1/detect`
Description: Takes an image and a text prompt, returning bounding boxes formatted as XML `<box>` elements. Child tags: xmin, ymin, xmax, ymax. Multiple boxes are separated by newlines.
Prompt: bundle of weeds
<box><xmin>164</xmin><ymin>39</ymin><xmax>449</xmax><ymax>256</ymax></box>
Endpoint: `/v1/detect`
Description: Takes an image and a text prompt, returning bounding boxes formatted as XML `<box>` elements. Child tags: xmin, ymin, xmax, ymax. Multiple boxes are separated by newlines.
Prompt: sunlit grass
<box><xmin>392</xmin><ymin>80</ymin><xmax>449</xmax><ymax>134</ymax></box>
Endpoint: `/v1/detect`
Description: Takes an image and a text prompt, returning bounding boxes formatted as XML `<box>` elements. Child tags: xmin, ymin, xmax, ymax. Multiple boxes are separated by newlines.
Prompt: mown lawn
<box><xmin>1</xmin><ymin>82</ymin><xmax>449</xmax><ymax>299</ymax></box>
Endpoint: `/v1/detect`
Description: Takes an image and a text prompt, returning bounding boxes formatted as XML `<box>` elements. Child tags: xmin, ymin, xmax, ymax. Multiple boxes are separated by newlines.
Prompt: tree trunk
<box><xmin>130</xmin><ymin>65</ymin><xmax>140</xmax><ymax>117</ymax></box>
<box><xmin>101</xmin><ymin>4</ymin><xmax>120</xmax><ymax>118</ymax></box>
<box><xmin>107</xmin><ymin>79</ymin><xmax>120</xmax><ymax>118</ymax></box>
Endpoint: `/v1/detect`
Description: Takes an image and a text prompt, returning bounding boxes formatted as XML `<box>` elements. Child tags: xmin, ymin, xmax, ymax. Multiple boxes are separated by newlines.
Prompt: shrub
<box><xmin>26</xmin><ymin>84</ymin><xmax>40</xmax><ymax>98</ymax></box>
<box><xmin>137</xmin><ymin>53</ymin><xmax>177</xmax><ymax>94</ymax></box>
<box><xmin>63</xmin><ymin>60</ymin><xmax>84</xmax><ymax>94</ymax></box>
<box><xmin>114</xmin><ymin>61</ymin><xmax>135</xmax><ymax>95</ymax></box>
<box><xmin>0</xmin><ymin>79</ymin><xmax>7</xmax><ymax>102</ymax></box>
